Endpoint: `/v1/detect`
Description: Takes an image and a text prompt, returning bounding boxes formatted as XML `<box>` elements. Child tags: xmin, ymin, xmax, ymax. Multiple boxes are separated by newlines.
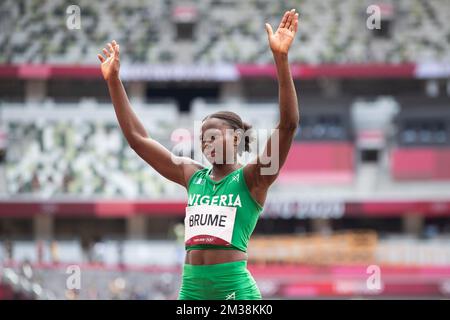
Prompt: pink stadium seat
<box><xmin>391</xmin><ymin>147</ymin><xmax>450</xmax><ymax>180</ymax></box>
<box><xmin>279</xmin><ymin>142</ymin><xmax>354</xmax><ymax>184</ymax></box>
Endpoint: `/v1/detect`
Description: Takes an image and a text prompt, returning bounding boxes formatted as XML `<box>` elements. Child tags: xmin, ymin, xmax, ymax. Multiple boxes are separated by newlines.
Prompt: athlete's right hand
<box><xmin>97</xmin><ymin>40</ymin><xmax>120</xmax><ymax>81</ymax></box>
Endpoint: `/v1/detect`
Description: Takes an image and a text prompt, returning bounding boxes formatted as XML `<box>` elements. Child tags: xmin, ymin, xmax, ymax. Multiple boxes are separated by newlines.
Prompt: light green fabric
<box><xmin>178</xmin><ymin>260</ymin><xmax>261</xmax><ymax>300</ymax></box>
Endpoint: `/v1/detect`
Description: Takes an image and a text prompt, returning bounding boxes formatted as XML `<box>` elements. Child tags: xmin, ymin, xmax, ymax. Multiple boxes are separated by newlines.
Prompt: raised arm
<box><xmin>98</xmin><ymin>41</ymin><xmax>202</xmax><ymax>188</ymax></box>
<box><xmin>244</xmin><ymin>10</ymin><xmax>300</xmax><ymax>201</ymax></box>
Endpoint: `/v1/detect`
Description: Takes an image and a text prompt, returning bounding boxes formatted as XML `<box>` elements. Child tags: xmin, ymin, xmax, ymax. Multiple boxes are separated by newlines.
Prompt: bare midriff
<box><xmin>185</xmin><ymin>249</ymin><xmax>247</xmax><ymax>265</ymax></box>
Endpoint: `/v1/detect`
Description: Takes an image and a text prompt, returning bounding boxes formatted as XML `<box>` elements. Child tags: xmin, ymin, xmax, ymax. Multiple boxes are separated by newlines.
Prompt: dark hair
<box><xmin>203</xmin><ymin>111</ymin><xmax>253</xmax><ymax>155</ymax></box>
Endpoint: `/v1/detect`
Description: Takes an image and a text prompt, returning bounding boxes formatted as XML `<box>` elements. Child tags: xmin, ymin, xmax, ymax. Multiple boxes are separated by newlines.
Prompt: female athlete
<box><xmin>97</xmin><ymin>9</ymin><xmax>300</xmax><ymax>300</ymax></box>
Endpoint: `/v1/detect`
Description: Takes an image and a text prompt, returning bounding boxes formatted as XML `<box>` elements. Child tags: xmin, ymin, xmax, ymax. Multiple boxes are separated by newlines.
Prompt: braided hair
<box><xmin>203</xmin><ymin>111</ymin><xmax>253</xmax><ymax>155</ymax></box>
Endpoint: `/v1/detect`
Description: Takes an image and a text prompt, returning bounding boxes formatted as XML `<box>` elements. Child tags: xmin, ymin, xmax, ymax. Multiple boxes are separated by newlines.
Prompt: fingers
<box><xmin>112</xmin><ymin>40</ymin><xmax>120</xmax><ymax>58</ymax></box>
<box><xmin>115</xmin><ymin>44</ymin><xmax>120</xmax><ymax>58</ymax></box>
<box><xmin>278</xmin><ymin>11</ymin><xmax>289</xmax><ymax>29</ymax></box>
<box><xmin>265</xmin><ymin>23</ymin><xmax>274</xmax><ymax>37</ymax></box>
<box><xmin>290</xmin><ymin>13</ymin><xmax>299</xmax><ymax>32</ymax></box>
<box><xmin>102</xmin><ymin>48</ymin><xmax>110</xmax><ymax>57</ymax></box>
<box><xmin>285</xmin><ymin>9</ymin><xmax>296</xmax><ymax>30</ymax></box>
<box><xmin>99</xmin><ymin>40</ymin><xmax>120</xmax><ymax>62</ymax></box>
<box><xmin>107</xmin><ymin>42</ymin><xmax>114</xmax><ymax>55</ymax></box>
<box><xmin>102</xmin><ymin>42</ymin><xmax>114</xmax><ymax>56</ymax></box>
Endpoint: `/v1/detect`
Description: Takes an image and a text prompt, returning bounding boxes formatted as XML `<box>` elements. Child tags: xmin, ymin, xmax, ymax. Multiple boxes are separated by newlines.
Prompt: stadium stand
<box><xmin>1</xmin><ymin>0</ymin><xmax>450</xmax><ymax>64</ymax></box>
<box><xmin>390</xmin><ymin>105</ymin><xmax>450</xmax><ymax>181</ymax></box>
<box><xmin>2</xmin><ymin>101</ymin><xmax>184</xmax><ymax>198</ymax></box>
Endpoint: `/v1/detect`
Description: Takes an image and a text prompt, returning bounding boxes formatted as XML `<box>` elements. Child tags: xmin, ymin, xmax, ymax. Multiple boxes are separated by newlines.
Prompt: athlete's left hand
<box><xmin>265</xmin><ymin>9</ymin><xmax>299</xmax><ymax>56</ymax></box>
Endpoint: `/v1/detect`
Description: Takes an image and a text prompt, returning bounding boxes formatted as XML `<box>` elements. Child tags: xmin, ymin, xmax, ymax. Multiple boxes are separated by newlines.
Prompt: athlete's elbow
<box><xmin>278</xmin><ymin>121</ymin><xmax>298</xmax><ymax>132</ymax></box>
<box><xmin>128</xmin><ymin>140</ymin><xmax>140</xmax><ymax>151</ymax></box>
<box><xmin>127</xmin><ymin>134</ymin><xmax>146</xmax><ymax>151</ymax></box>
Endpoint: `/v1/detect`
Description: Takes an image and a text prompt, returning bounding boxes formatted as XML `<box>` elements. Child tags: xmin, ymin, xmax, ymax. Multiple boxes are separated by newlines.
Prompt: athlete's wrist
<box><xmin>106</xmin><ymin>74</ymin><xmax>121</xmax><ymax>85</ymax></box>
<box><xmin>272</xmin><ymin>51</ymin><xmax>289</xmax><ymax>62</ymax></box>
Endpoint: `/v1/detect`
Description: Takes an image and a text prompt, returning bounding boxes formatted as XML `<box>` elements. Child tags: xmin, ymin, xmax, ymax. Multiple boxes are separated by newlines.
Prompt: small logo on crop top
<box><xmin>225</xmin><ymin>292</ymin><xmax>236</xmax><ymax>300</ymax></box>
<box><xmin>232</xmin><ymin>173</ymin><xmax>239</xmax><ymax>183</ymax></box>
<box><xmin>194</xmin><ymin>178</ymin><xmax>205</xmax><ymax>185</ymax></box>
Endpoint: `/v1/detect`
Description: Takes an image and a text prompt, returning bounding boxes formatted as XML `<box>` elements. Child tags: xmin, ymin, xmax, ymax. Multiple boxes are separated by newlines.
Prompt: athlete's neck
<box><xmin>209</xmin><ymin>163</ymin><xmax>242</xmax><ymax>181</ymax></box>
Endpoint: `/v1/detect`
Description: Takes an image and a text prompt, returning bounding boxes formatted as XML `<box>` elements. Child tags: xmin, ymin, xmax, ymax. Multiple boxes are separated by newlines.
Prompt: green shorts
<box><xmin>178</xmin><ymin>260</ymin><xmax>262</xmax><ymax>300</ymax></box>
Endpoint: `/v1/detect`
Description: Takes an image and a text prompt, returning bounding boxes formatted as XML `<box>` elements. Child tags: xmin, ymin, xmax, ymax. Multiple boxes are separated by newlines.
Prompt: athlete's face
<box><xmin>201</xmin><ymin>118</ymin><xmax>240</xmax><ymax>165</ymax></box>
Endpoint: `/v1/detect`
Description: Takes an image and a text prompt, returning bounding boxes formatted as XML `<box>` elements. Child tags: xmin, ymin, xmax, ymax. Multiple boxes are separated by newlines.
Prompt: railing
<box><xmin>248</xmin><ymin>231</ymin><xmax>378</xmax><ymax>266</ymax></box>
<box><xmin>248</xmin><ymin>232</ymin><xmax>450</xmax><ymax>266</ymax></box>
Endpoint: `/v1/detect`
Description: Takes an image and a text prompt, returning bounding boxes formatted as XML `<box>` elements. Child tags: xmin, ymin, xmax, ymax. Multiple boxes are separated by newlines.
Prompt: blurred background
<box><xmin>1</xmin><ymin>0</ymin><xmax>450</xmax><ymax>300</ymax></box>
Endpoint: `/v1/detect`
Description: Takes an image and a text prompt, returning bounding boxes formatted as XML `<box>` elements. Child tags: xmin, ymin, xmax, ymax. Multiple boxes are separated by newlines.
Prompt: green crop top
<box><xmin>184</xmin><ymin>166</ymin><xmax>263</xmax><ymax>253</ymax></box>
